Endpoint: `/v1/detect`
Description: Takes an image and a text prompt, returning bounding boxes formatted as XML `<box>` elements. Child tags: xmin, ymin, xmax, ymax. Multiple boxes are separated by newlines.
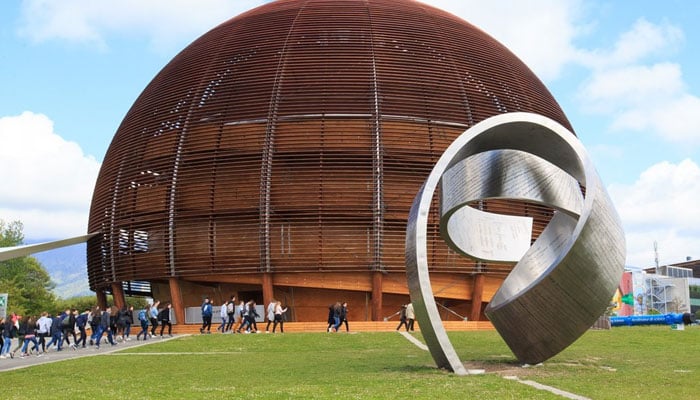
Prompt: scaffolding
<box><xmin>644</xmin><ymin>275</ymin><xmax>689</xmax><ymax>314</ymax></box>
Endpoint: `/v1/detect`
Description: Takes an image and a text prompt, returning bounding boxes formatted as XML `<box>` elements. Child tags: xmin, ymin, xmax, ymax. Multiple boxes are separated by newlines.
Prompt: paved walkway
<box><xmin>0</xmin><ymin>335</ymin><xmax>182</xmax><ymax>373</ymax></box>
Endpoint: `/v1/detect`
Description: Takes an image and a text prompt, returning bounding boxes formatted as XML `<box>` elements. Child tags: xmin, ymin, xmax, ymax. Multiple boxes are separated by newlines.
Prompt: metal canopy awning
<box><xmin>0</xmin><ymin>233</ymin><xmax>99</xmax><ymax>262</ymax></box>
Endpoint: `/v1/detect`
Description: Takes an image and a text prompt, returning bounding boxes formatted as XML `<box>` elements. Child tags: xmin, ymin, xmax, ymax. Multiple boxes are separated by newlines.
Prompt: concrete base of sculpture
<box><xmin>405</xmin><ymin>112</ymin><xmax>625</xmax><ymax>372</ymax></box>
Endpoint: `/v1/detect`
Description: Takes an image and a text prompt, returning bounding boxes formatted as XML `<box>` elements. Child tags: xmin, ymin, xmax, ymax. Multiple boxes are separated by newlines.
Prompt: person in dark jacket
<box><xmin>225</xmin><ymin>295</ymin><xmax>236</xmax><ymax>332</ymax></box>
<box><xmin>124</xmin><ymin>305</ymin><xmax>134</xmax><ymax>341</ymax></box>
<box><xmin>95</xmin><ymin>307</ymin><xmax>116</xmax><ymax>349</ymax></box>
<box><xmin>396</xmin><ymin>304</ymin><xmax>409</xmax><ymax>331</ymax></box>
<box><xmin>107</xmin><ymin>306</ymin><xmax>117</xmax><ymax>339</ymax></box>
<box><xmin>1</xmin><ymin>316</ymin><xmax>15</xmax><ymax>358</ymax></box>
<box><xmin>61</xmin><ymin>308</ymin><xmax>77</xmax><ymax>349</ymax></box>
<box><xmin>200</xmin><ymin>298</ymin><xmax>213</xmax><ymax>334</ymax></box>
<box><xmin>116</xmin><ymin>306</ymin><xmax>132</xmax><ymax>341</ymax></box>
<box><xmin>326</xmin><ymin>304</ymin><xmax>335</xmax><ymax>333</ymax></box>
<box><xmin>45</xmin><ymin>313</ymin><xmax>63</xmax><ymax>351</ymax></box>
<box><xmin>339</xmin><ymin>302</ymin><xmax>349</xmax><ymax>332</ymax></box>
<box><xmin>245</xmin><ymin>300</ymin><xmax>259</xmax><ymax>333</ymax></box>
<box><xmin>75</xmin><ymin>308</ymin><xmax>90</xmax><ymax>348</ymax></box>
<box><xmin>158</xmin><ymin>302</ymin><xmax>173</xmax><ymax>337</ymax></box>
<box><xmin>19</xmin><ymin>316</ymin><xmax>40</xmax><ymax>357</ymax></box>
<box><xmin>136</xmin><ymin>305</ymin><xmax>150</xmax><ymax>341</ymax></box>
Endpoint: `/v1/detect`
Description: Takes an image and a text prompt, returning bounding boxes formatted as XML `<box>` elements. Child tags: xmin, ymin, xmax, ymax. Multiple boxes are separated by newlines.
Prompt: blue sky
<box><xmin>1</xmin><ymin>0</ymin><xmax>700</xmax><ymax>269</ymax></box>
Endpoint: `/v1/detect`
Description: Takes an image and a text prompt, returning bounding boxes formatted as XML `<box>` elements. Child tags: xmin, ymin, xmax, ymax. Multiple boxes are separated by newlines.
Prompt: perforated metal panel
<box><xmin>87</xmin><ymin>0</ymin><xmax>572</xmax><ymax>290</ymax></box>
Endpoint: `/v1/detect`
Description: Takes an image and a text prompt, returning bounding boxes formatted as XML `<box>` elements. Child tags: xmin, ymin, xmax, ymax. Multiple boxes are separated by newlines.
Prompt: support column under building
<box><xmin>371</xmin><ymin>271</ymin><xmax>383</xmax><ymax>321</ymax></box>
<box><xmin>111</xmin><ymin>282</ymin><xmax>126</xmax><ymax>309</ymax></box>
<box><xmin>262</xmin><ymin>272</ymin><xmax>274</xmax><ymax>313</ymax></box>
<box><xmin>470</xmin><ymin>274</ymin><xmax>484</xmax><ymax>321</ymax></box>
<box><xmin>96</xmin><ymin>288</ymin><xmax>107</xmax><ymax>309</ymax></box>
<box><xmin>169</xmin><ymin>277</ymin><xmax>185</xmax><ymax>325</ymax></box>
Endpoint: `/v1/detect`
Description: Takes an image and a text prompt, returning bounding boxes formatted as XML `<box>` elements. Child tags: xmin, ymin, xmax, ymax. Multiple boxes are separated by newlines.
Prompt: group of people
<box><xmin>326</xmin><ymin>302</ymin><xmax>349</xmax><ymax>333</ymax></box>
<box><xmin>135</xmin><ymin>300</ymin><xmax>173</xmax><ymax>341</ymax></box>
<box><xmin>199</xmin><ymin>296</ymin><xmax>289</xmax><ymax>334</ymax></box>
<box><xmin>0</xmin><ymin>301</ymin><xmax>175</xmax><ymax>360</ymax></box>
<box><xmin>1</xmin><ymin>298</ymin><xmax>360</xmax><ymax>357</ymax></box>
<box><xmin>396</xmin><ymin>303</ymin><xmax>415</xmax><ymax>331</ymax></box>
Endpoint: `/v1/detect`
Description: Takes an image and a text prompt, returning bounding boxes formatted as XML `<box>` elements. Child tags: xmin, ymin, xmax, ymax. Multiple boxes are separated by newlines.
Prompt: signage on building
<box><xmin>0</xmin><ymin>293</ymin><xmax>7</xmax><ymax>319</ymax></box>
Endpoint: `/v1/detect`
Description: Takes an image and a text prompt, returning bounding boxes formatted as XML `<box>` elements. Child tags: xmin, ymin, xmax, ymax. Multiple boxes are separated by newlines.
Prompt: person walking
<box><xmin>245</xmin><ymin>300</ymin><xmax>259</xmax><ymax>333</ymax></box>
<box><xmin>265</xmin><ymin>299</ymin><xmax>276</xmax><ymax>333</ymax></box>
<box><xmin>89</xmin><ymin>307</ymin><xmax>101</xmax><ymax>345</ymax></box>
<box><xmin>116</xmin><ymin>306</ymin><xmax>129</xmax><ymax>341</ymax></box>
<box><xmin>330</xmin><ymin>302</ymin><xmax>342</xmax><ymax>332</ymax></box>
<box><xmin>75</xmin><ymin>308</ymin><xmax>90</xmax><ymax>348</ymax></box>
<box><xmin>235</xmin><ymin>300</ymin><xmax>248</xmax><ymax>333</ymax></box>
<box><xmin>396</xmin><ymin>304</ymin><xmax>409</xmax><ymax>331</ymax></box>
<box><xmin>149</xmin><ymin>300</ymin><xmax>160</xmax><ymax>338</ymax></box>
<box><xmin>326</xmin><ymin>304</ymin><xmax>335</xmax><ymax>333</ymax></box>
<box><xmin>36</xmin><ymin>312</ymin><xmax>51</xmax><ymax>353</ymax></box>
<box><xmin>217</xmin><ymin>300</ymin><xmax>228</xmax><ymax>333</ymax></box>
<box><xmin>124</xmin><ymin>305</ymin><xmax>134</xmax><ymax>341</ymax></box>
<box><xmin>406</xmin><ymin>303</ymin><xmax>415</xmax><ymax>332</ymax></box>
<box><xmin>339</xmin><ymin>302</ymin><xmax>350</xmax><ymax>332</ymax></box>
<box><xmin>225</xmin><ymin>296</ymin><xmax>236</xmax><ymax>332</ymax></box>
<box><xmin>62</xmin><ymin>308</ymin><xmax>77</xmax><ymax>349</ymax></box>
<box><xmin>0</xmin><ymin>317</ymin><xmax>15</xmax><ymax>359</ymax></box>
<box><xmin>272</xmin><ymin>301</ymin><xmax>288</xmax><ymax>333</ymax></box>
<box><xmin>136</xmin><ymin>306</ymin><xmax>150</xmax><ymax>341</ymax></box>
<box><xmin>159</xmin><ymin>302</ymin><xmax>173</xmax><ymax>337</ymax></box>
<box><xmin>19</xmin><ymin>316</ymin><xmax>40</xmax><ymax>357</ymax></box>
<box><xmin>12</xmin><ymin>315</ymin><xmax>27</xmax><ymax>357</ymax></box>
<box><xmin>45</xmin><ymin>312</ymin><xmax>63</xmax><ymax>351</ymax></box>
<box><xmin>200</xmin><ymin>297</ymin><xmax>213</xmax><ymax>334</ymax></box>
<box><xmin>95</xmin><ymin>306</ymin><xmax>116</xmax><ymax>349</ymax></box>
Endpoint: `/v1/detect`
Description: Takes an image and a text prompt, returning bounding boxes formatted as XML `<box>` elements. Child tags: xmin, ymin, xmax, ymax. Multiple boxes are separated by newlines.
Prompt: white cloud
<box><xmin>576</xmin><ymin>18</ymin><xmax>700</xmax><ymax>144</ymax></box>
<box><xmin>424</xmin><ymin>0</ymin><xmax>583</xmax><ymax>82</ymax></box>
<box><xmin>18</xmin><ymin>0</ymin><xmax>583</xmax><ymax>81</ymax></box>
<box><xmin>582</xmin><ymin>63</ymin><xmax>700</xmax><ymax>143</ymax></box>
<box><xmin>588</xmin><ymin>18</ymin><xmax>683</xmax><ymax>68</ymax></box>
<box><xmin>0</xmin><ymin>112</ymin><xmax>101</xmax><ymax>239</ymax></box>
<box><xmin>18</xmin><ymin>0</ymin><xmax>269</xmax><ymax>52</ymax></box>
<box><xmin>609</xmin><ymin>159</ymin><xmax>700</xmax><ymax>267</ymax></box>
<box><xmin>581</xmin><ymin>63</ymin><xmax>684</xmax><ymax>108</ymax></box>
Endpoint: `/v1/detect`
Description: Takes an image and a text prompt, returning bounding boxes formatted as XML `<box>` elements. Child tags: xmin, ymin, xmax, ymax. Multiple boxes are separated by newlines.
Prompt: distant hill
<box><xmin>28</xmin><ymin>239</ymin><xmax>92</xmax><ymax>299</ymax></box>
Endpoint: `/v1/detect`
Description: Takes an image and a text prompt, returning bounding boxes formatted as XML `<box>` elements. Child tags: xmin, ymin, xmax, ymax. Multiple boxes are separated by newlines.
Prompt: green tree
<box><xmin>0</xmin><ymin>219</ymin><xmax>57</xmax><ymax>316</ymax></box>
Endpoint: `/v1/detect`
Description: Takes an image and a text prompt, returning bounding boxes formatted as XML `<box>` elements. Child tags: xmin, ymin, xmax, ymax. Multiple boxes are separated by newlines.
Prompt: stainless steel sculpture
<box><xmin>406</xmin><ymin>112</ymin><xmax>625</xmax><ymax>373</ymax></box>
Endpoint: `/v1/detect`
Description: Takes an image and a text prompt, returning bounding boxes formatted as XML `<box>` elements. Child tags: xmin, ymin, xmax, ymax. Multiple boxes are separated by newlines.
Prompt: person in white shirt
<box><xmin>272</xmin><ymin>301</ymin><xmax>288</xmax><ymax>333</ymax></box>
<box><xmin>36</xmin><ymin>312</ymin><xmax>52</xmax><ymax>353</ymax></box>
<box><xmin>217</xmin><ymin>301</ymin><xmax>228</xmax><ymax>333</ymax></box>
<box><xmin>406</xmin><ymin>303</ymin><xmax>415</xmax><ymax>332</ymax></box>
<box><xmin>265</xmin><ymin>299</ymin><xmax>276</xmax><ymax>333</ymax></box>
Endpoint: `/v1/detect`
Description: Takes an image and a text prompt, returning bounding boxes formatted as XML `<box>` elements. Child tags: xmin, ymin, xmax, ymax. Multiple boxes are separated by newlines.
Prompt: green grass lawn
<box><xmin>2</xmin><ymin>326</ymin><xmax>698</xmax><ymax>399</ymax></box>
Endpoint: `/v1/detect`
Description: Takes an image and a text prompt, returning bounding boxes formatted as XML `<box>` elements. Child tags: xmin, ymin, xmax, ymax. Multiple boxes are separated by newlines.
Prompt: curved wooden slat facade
<box><xmin>87</xmin><ymin>0</ymin><xmax>573</xmax><ymax>322</ymax></box>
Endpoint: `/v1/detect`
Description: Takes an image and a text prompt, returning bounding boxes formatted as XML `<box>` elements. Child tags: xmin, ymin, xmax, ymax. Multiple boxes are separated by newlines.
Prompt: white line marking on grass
<box><xmin>396</xmin><ymin>331</ymin><xmax>589</xmax><ymax>397</ymax></box>
<box><xmin>0</xmin><ymin>335</ymin><xmax>183</xmax><ymax>373</ymax></box>
<box><xmin>397</xmin><ymin>331</ymin><xmax>428</xmax><ymax>350</ymax></box>
<box><xmin>503</xmin><ymin>376</ymin><xmax>591</xmax><ymax>400</ymax></box>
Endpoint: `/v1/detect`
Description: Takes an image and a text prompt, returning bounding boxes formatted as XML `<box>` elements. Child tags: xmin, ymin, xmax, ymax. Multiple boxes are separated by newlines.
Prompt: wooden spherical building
<box><xmin>87</xmin><ymin>0</ymin><xmax>572</xmax><ymax>323</ymax></box>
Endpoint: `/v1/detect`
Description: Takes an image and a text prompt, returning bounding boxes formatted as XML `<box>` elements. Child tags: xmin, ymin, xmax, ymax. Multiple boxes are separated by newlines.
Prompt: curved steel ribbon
<box><xmin>405</xmin><ymin>112</ymin><xmax>625</xmax><ymax>372</ymax></box>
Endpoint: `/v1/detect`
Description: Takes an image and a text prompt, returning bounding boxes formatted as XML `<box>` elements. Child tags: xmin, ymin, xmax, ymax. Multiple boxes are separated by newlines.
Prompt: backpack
<box><xmin>62</xmin><ymin>315</ymin><xmax>71</xmax><ymax>328</ymax></box>
<box><xmin>227</xmin><ymin>301</ymin><xmax>235</xmax><ymax>314</ymax></box>
<box><xmin>138</xmin><ymin>309</ymin><xmax>148</xmax><ymax>322</ymax></box>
